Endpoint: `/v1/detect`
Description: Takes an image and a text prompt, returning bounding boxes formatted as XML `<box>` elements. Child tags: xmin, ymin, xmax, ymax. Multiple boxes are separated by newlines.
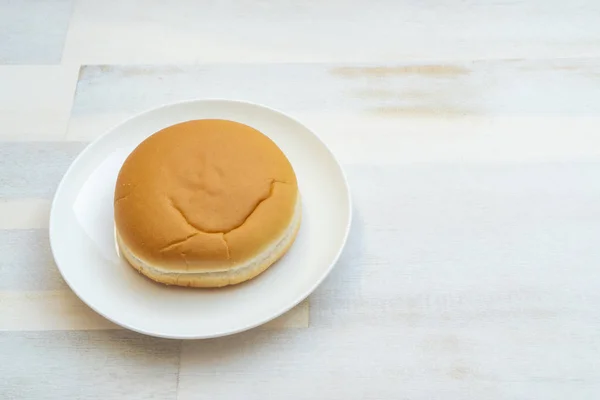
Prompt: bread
<box><xmin>114</xmin><ymin>119</ymin><xmax>301</xmax><ymax>287</ymax></box>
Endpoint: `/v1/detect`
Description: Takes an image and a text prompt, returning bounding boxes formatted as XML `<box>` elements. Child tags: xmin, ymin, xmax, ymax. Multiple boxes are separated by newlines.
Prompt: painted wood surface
<box><xmin>1</xmin><ymin>0</ymin><xmax>600</xmax><ymax>398</ymax></box>
<box><xmin>61</xmin><ymin>0</ymin><xmax>600</xmax><ymax>63</ymax></box>
<box><xmin>0</xmin><ymin>0</ymin><xmax>73</xmax><ymax>64</ymax></box>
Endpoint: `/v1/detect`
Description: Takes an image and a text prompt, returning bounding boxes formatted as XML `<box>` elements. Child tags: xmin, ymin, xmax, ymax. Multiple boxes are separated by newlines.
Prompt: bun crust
<box><xmin>114</xmin><ymin>119</ymin><xmax>300</xmax><ymax>287</ymax></box>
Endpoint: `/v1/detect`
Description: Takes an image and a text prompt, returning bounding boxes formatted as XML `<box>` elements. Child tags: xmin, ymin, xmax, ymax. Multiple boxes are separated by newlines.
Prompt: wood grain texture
<box><xmin>66</xmin><ymin>62</ymin><xmax>600</xmax><ymax>165</ymax></box>
<box><xmin>0</xmin><ymin>230</ymin><xmax>66</xmax><ymax>291</ymax></box>
<box><xmin>0</xmin><ymin>199</ymin><xmax>50</xmax><ymax>229</ymax></box>
<box><xmin>311</xmin><ymin>164</ymin><xmax>600</xmax><ymax>328</ymax></box>
<box><xmin>0</xmin><ymin>66</ymin><xmax>79</xmax><ymax>139</ymax></box>
<box><xmin>178</xmin><ymin>327</ymin><xmax>600</xmax><ymax>400</ymax></box>
<box><xmin>0</xmin><ymin>142</ymin><xmax>86</xmax><ymax>198</ymax></box>
<box><xmin>0</xmin><ymin>0</ymin><xmax>73</xmax><ymax>64</ymax></box>
<box><xmin>62</xmin><ymin>0</ymin><xmax>600</xmax><ymax>63</ymax></box>
<box><xmin>70</xmin><ymin>60</ymin><xmax>600</xmax><ymax>117</ymax></box>
<box><xmin>0</xmin><ymin>330</ymin><xmax>180</xmax><ymax>399</ymax></box>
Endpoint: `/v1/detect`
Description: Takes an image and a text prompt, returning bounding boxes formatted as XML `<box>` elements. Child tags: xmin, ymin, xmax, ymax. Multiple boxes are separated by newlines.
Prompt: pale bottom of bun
<box><xmin>116</xmin><ymin>200</ymin><xmax>301</xmax><ymax>288</ymax></box>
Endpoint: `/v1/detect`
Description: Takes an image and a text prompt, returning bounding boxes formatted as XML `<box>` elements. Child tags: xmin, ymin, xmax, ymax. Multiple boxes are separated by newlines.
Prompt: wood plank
<box><xmin>0</xmin><ymin>141</ymin><xmax>86</xmax><ymax>198</ymax></box>
<box><xmin>179</xmin><ymin>325</ymin><xmax>600</xmax><ymax>400</ymax></box>
<box><xmin>312</xmin><ymin>163</ymin><xmax>600</xmax><ymax>329</ymax></box>
<box><xmin>66</xmin><ymin>62</ymin><xmax>600</xmax><ymax>164</ymax></box>
<box><xmin>0</xmin><ymin>230</ymin><xmax>66</xmax><ymax>291</ymax></box>
<box><xmin>0</xmin><ymin>0</ymin><xmax>73</xmax><ymax>64</ymax></box>
<box><xmin>0</xmin><ymin>65</ymin><xmax>79</xmax><ymax>138</ymax></box>
<box><xmin>0</xmin><ymin>199</ymin><xmax>51</xmax><ymax>229</ymax></box>
<box><xmin>63</xmin><ymin>0</ymin><xmax>600</xmax><ymax>63</ymax></box>
<box><xmin>0</xmin><ymin>330</ymin><xmax>180</xmax><ymax>400</ymax></box>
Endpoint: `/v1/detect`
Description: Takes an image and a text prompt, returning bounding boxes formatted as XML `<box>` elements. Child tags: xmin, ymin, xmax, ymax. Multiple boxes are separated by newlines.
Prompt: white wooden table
<box><xmin>2</xmin><ymin>1</ymin><xmax>600</xmax><ymax>398</ymax></box>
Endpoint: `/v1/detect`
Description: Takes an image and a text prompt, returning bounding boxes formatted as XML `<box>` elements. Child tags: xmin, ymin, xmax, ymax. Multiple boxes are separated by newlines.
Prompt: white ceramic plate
<box><xmin>50</xmin><ymin>99</ymin><xmax>351</xmax><ymax>339</ymax></box>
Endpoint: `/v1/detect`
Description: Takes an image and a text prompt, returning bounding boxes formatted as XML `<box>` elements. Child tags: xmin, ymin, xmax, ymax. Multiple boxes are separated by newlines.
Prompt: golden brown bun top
<box><xmin>114</xmin><ymin>119</ymin><xmax>298</xmax><ymax>270</ymax></box>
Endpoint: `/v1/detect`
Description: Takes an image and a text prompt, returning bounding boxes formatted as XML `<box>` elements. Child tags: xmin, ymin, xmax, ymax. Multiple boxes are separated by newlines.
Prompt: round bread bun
<box><xmin>114</xmin><ymin>119</ymin><xmax>301</xmax><ymax>288</ymax></box>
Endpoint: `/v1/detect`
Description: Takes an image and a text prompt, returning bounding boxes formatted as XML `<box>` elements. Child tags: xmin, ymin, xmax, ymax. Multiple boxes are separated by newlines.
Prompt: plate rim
<box><xmin>49</xmin><ymin>98</ymin><xmax>352</xmax><ymax>339</ymax></box>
